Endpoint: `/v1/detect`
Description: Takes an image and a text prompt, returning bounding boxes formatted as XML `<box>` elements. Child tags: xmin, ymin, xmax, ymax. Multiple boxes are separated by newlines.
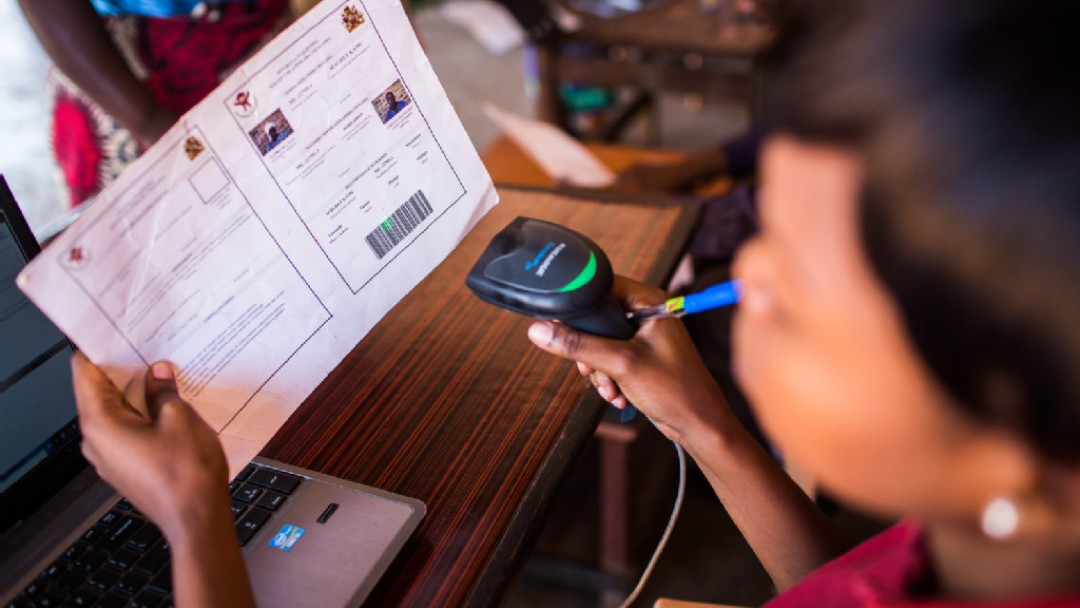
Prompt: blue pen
<box><xmin>616</xmin><ymin>280</ymin><xmax>741</xmax><ymax>422</ymax></box>
<box><xmin>626</xmin><ymin>280</ymin><xmax>742</xmax><ymax>323</ymax></box>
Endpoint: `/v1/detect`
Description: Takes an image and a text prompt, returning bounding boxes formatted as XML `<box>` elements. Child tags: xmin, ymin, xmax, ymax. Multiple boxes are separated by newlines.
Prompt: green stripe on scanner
<box><xmin>558</xmin><ymin>251</ymin><xmax>597</xmax><ymax>293</ymax></box>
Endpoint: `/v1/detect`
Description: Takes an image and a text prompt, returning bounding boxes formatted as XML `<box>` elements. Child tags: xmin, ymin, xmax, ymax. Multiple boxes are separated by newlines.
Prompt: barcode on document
<box><xmin>364</xmin><ymin>190</ymin><xmax>434</xmax><ymax>259</ymax></box>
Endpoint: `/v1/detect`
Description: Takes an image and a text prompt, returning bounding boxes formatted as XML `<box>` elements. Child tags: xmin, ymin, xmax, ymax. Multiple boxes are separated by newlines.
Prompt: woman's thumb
<box><xmin>144</xmin><ymin>361</ymin><xmax>182</xmax><ymax>419</ymax></box>
<box><xmin>528</xmin><ymin>322</ymin><xmax>621</xmax><ymax>374</ymax></box>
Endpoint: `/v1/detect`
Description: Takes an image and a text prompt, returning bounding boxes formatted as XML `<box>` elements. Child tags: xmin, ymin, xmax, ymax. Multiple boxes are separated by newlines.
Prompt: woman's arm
<box><xmin>18</xmin><ymin>0</ymin><xmax>174</xmax><ymax>146</ymax></box>
<box><xmin>681</xmin><ymin>401</ymin><xmax>850</xmax><ymax>591</ymax></box>
<box><xmin>527</xmin><ymin>276</ymin><xmax>849</xmax><ymax>590</ymax></box>
<box><xmin>71</xmin><ymin>353</ymin><xmax>255</xmax><ymax>607</ymax></box>
<box><xmin>611</xmin><ymin>145</ymin><xmax>730</xmax><ymax>195</ymax></box>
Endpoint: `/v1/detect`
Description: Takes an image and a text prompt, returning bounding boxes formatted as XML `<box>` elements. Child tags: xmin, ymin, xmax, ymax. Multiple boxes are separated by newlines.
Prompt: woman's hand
<box><xmin>526</xmin><ymin>276</ymin><xmax>733</xmax><ymax>444</ymax></box>
<box><xmin>612</xmin><ymin>147</ymin><xmax>729</xmax><ymax>194</ymax></box>
<box><xmin>130</xmin><ymin>105</ymin><xmax>178</xmax><ymax>149</ymax></box>
<box><xmin>73</xmin><ymin>353</ymin><xmax>256</xmax><ymax>607</ymax></box>
<box><xmin>71</xmin><ymin>352</ymin><xmax>229</xmax><ymax>542</ymax></box>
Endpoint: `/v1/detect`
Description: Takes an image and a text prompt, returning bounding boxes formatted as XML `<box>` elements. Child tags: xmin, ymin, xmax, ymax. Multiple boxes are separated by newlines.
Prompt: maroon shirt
<box><xmin>765</xmin><ymin>520</ymin><xmax>1080</xmax><ymax>607</ymax></box>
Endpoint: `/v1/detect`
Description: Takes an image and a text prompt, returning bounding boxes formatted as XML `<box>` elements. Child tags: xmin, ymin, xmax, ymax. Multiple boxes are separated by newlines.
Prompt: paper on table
<box><xmin>482</xmin><ymin>104</ymin><xmax>616</xmax><ymax>188</ymax></box>
<box><xmin>16</xmin><ymin>0</ymin><xmax>498</xmax><ymax>475</ymax></box>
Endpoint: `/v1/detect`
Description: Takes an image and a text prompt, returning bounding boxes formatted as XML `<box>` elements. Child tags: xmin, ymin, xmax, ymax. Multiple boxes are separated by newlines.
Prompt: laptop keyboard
<box><xmin>8</xmin><ymin>463</ymin><xmax>304</xmax><ymax>608</ymax></box>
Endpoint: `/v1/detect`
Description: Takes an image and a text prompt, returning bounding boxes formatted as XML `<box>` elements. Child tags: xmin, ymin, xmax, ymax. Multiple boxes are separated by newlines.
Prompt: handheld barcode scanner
<box><xmin>469</xmin><ymin>218</ymin><xmax>724</xmax><ymax>594</ymax></box>
<box><xmin>466</xmin><ymin>216</ymin><xmax>636</xmax><ymax>340</ymax></box>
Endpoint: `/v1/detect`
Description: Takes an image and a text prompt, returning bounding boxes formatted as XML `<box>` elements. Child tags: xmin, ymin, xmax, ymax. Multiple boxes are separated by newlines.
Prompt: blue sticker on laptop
<box><xmin>269</xmin><ymin>524</ymin><xmax>306</xmax><ymax>552</ymax></box>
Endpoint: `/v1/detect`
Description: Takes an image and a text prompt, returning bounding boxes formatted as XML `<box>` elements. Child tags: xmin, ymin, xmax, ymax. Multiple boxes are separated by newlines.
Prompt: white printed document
<box><xmin>16</xmin><ymin>0</ymin><xmax>497</xmax><ymax>472</ymax></box>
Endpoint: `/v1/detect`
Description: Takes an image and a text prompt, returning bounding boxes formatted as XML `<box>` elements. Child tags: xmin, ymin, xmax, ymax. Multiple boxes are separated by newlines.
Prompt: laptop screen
<box><xmin>0</xmin><ymin>177</ymin><xmax>82</xmax><ymax>534</ymax></box>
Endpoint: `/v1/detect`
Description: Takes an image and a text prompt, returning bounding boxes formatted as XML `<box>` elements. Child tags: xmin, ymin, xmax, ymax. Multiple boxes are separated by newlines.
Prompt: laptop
<box><xmin>0</xmin><ymin>176</ymin><xmax>426</xmax><ymax>607</ymax></box>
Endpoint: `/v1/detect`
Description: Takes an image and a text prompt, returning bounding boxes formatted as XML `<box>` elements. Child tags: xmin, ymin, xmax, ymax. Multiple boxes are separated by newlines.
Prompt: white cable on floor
<box><xmin>618</xmin><ymin>439</ymin><xmax>687</xmax><ymax>608</ymax></box>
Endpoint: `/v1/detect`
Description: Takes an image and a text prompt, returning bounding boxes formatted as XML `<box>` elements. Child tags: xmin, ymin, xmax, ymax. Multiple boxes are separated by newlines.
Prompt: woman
<box><xmin>71</xmin><ymin>0</ymin><xmax>1080</xmax><ymax>604</ymax></box>
<box><xmin>528</xmin><ymin>0</ymin><xmax>1080</xmax><ymax>603</ymax></box>
<box><xmin>19</xmin><ymin>0</ymin><xmax>290</xmax><ymax>207</ymax></box>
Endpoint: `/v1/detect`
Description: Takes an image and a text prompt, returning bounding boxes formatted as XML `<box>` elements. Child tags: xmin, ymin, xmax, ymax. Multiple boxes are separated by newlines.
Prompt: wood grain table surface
<box><xmin>260</xmin><ymin>186</ymin><xmax>699</xmax><ymax>606</ymax></box>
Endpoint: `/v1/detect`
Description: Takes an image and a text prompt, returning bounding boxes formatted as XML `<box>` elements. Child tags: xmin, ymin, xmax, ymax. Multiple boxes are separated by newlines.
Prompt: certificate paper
<box><xmin>17</xmin><ymin>0</ymin><xmax>497</xmax><ymax>472</ymax></box>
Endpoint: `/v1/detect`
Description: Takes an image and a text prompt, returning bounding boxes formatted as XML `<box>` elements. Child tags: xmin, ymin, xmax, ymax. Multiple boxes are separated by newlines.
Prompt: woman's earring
<box><xmin>981</xmin><ymin>496</ymin><xmax>1020</xmax><ymax>539</ymax></box>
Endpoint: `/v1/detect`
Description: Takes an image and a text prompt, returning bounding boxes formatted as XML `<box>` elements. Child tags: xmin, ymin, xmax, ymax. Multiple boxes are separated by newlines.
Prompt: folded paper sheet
<box><xmin>17</xmin><ymin>0</ymin><xmax>498</xmax><ymax>474</ymax></box>
<box><xmin>483</xmin><ymin>103</ymin><xmax>616</xmax><ymax>187</ymax></box>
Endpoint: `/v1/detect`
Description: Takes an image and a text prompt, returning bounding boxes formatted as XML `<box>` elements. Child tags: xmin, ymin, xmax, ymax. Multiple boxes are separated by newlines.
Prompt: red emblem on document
<box><xmin>232</xmin><ymin>91</ymin><xmax>256</xmax><ymax>118</ymax></box>
<box><xmin>63</xmin><ymin>245</ymin><xmax>89</xmax><ymax>270</ymax></box>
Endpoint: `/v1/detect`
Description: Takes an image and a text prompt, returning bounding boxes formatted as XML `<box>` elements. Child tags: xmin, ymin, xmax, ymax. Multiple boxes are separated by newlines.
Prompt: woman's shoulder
<box><xmin>765</xmin><ymin>520</ymin><xmax>1080</xmax><ymax>607</ymax></box>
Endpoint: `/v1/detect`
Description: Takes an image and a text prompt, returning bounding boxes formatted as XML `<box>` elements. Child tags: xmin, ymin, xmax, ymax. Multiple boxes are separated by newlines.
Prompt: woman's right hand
<box><xmin>613</xmin><ymin>160</ymin><xmax>704</xmax><ymax>194</ymax></box>
<box><xmin>130</xmin><ymin>105</ymin><xmax>178</xmax><ymax>150</ymax></box>
<box><xmin>527</xmin><ymin>276</ymin><xmax>734</xmax><ymax>444</ymax></box>
<box><xmin>612</xmin><ymin>147</ymin><xmax>729</xmax><ymax>194</ymax></box>
<box><xmin>72</xmin><ymin>354</ymin><xmax>257</xmax><ymax>608</ymax></box>
<box><xmin>71</xmin><ymin>352</ymin><xmax>230</xmax><ymax>543</ymax></box>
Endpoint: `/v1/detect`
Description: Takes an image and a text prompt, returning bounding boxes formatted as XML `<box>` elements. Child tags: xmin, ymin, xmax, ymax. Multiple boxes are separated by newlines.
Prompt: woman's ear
<box><xmin>964</xmin><ymin>432</ymin><xmax>1080</xmax><ymax>542</ymax></box>
<box><xmin>948</xmin><ymin>427</ymin><xmax>1038</xmax><ymax>538</ymax></box>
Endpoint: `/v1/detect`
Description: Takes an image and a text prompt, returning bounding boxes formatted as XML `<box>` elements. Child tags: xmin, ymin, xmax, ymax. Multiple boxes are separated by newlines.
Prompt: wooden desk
<box><xmin>260</xmin><ymin>187</ymin><xmax>699</xmax><ymax>606</ymax></box>
<box><xmin>536</xmin><ymin>0</ymin><xmax>773</xmax><ymax>143</ymax></box>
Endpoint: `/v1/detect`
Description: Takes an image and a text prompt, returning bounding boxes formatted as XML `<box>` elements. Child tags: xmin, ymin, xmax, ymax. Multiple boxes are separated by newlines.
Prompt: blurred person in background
<box><xmin>19</xmin><ymin>0</ymin><xmax>291</xmax><ymax>207</ymax></box>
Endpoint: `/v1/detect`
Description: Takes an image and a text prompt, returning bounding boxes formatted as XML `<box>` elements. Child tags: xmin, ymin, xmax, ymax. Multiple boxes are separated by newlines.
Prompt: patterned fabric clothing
<box><xmin>48</xmin><ymin>0</ymin><xmax>289</xmax><ymax>207</ymax></box>
<box><xmin>91</xmin><ymin>0</ymin><xmax>252</xmax><ymax>18</ymax></box>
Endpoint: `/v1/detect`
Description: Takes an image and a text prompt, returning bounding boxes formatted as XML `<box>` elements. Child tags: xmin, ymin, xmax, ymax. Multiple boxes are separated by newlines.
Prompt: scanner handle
<box><xmin>564</xmin><ymin>296</ymin><xmax>636</xmax><ymax>340</ymax></box>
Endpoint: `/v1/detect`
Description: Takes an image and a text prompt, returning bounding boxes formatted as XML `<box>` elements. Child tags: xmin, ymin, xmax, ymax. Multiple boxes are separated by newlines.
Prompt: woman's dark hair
<box><xmin>763</xmin><ymin>0</ymin><xmax>1080</xmax><ymax>461</ymax></box>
